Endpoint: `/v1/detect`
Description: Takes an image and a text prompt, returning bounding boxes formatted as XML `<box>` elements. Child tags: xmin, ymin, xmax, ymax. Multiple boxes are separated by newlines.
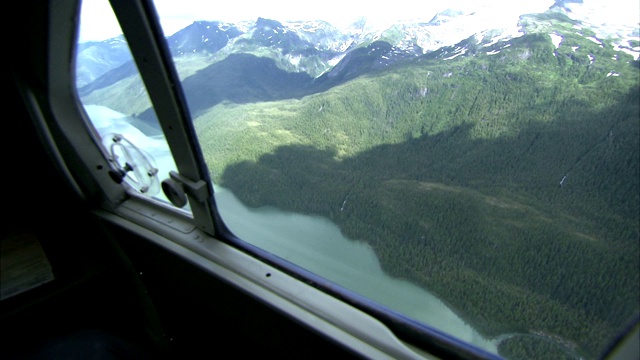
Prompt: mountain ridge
<box><xmin>77</xmin><ymin>1</ymin><xmax>639</xmax><ymax>99</ymax></box>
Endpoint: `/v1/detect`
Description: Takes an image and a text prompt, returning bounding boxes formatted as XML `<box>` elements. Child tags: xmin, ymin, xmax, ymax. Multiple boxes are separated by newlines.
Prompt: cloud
<box><xmin>78</xmin><ymin>0</ymin><xmax>122</xmax><ymax>42</ymax></box>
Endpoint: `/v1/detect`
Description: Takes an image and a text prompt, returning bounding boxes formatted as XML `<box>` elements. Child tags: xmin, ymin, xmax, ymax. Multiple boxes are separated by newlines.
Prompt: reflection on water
<box><xmin>214</xmin><ymin>185</ymin><xmax>497</xmax><ymax>353</ymax></box>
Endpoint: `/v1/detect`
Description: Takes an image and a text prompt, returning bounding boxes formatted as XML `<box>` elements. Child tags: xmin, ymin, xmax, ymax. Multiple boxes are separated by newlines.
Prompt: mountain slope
<box><xmin>192</xmin><ymin>28</ymin><xmax>639</xmax><ymax>360</ymax></box>
<box><xmin>75</xmin><ymin>7</ymin><xmax>640</xmax><ymax>359</ymax></box>
<box><xmin>171</xmin><ymin>53</ymin><xmax>313</xmax><ymax>117</ymax></box>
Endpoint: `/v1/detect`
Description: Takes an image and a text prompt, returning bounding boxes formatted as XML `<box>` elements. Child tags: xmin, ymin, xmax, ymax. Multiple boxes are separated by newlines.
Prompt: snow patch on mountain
<box><xmin>443</xmin><ymin>47</ymin><xmax>468</xmax><ymax>60</ymax></box>
<box><xmin>586</xmin><ymin>37</ymin><xmax>602</xmax><ymax>45</ymax></box>
<box><xmin>480</xmin><ymin>25</ymin><xmax>525</xmax><ymax>48</ymax></box>
<box><xmin>407</xmin><ymin>7</ymin><xmax>528</xmax><ymax>52</ymax></box>
<box><xmin>550</xmin><ymin>33</ymin><xmax>564</xmax><ymax>48</ymax></box>
<box><xmin>556</xmin><ymin>0</ymin><xmax>639</xmax><ymax>59</ymax></box>
<box><xmin>613</xmin><ymin>44</ymin><xmax>640</xmax><ymax>60</ymax></box>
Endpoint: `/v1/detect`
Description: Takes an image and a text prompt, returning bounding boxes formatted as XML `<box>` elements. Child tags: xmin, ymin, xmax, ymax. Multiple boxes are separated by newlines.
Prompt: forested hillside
<box><xmin>193</xmin><ymin>32</ymin><xmax>639</xmax><ymax>360</ymax></box>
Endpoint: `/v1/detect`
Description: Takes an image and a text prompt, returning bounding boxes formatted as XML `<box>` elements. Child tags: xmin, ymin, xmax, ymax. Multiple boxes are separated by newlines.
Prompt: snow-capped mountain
<box><xmin>166</xmin><ymin>20</ymin><xmax>243</xmax><ymax>56</ymax></box>
<box><xmin>76</xmin><ymin>37</ymin><xmax>132</xmax><ymax>88</ymax></box>
<box><xmin>550</xmin><ymin>0</ymin><xmax>639</xmax><ymax>58</ymax></box>
<box><xmin>76</xmin><ymin>0</ymin><xmax>639</xmax><ymax>95</ymax></box>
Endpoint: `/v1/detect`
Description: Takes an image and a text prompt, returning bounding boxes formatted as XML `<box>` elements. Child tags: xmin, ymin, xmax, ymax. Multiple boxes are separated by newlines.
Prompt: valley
<box><xmin>77</xmin><ymin>4</ymin><xmax>640</xmax><ymax>358</ymax></box>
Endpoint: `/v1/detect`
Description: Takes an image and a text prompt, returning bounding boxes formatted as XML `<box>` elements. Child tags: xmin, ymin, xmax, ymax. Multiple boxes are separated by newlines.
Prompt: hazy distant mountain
<box><xmin>75</xmin><ymin>36</ymin><xmax>132</xmax><ymax>88</ymax></box>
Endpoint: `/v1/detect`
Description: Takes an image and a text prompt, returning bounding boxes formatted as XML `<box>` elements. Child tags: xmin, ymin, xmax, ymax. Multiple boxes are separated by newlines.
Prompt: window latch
<box><xmin>161</xmin><ymin>171</ymin><xmax>208</xmax><ymax>208</ymax></box>
<box><xmin>104</xmin><ymin>133</ymin><xmax>160</xmax><ymax>196</ymax></box>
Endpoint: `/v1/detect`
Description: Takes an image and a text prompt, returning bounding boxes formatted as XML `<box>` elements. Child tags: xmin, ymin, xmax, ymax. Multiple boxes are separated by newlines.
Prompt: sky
<box><xmin>78</xmin><ymin>0</ymin><xmax>639</xmax><ymax>43</ymax></box>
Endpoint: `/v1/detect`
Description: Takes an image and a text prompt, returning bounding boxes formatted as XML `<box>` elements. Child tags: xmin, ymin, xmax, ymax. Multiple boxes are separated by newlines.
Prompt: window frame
<box><xmin>23</xmin><ymin>0</ymin><xmax>638</xmax><ymax>359</ymax></box>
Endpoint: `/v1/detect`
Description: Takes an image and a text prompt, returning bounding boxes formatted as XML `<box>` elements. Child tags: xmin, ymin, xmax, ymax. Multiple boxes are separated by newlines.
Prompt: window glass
<box><xmin>75</xmin><ymin>0</ymin><xmax>182</xmax><ymax>207</ymax></box>
<box><xmin>78</xmin><ymin>0</ymin><xmax>640</xmax><ymax>358</ymax></box>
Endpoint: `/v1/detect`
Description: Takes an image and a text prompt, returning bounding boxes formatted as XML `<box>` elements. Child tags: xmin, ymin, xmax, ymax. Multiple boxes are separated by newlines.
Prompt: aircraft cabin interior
<box><xmin>2</xmin><ymin>0</ymin><xmax>638</xmax><ymax>359</ymax></box>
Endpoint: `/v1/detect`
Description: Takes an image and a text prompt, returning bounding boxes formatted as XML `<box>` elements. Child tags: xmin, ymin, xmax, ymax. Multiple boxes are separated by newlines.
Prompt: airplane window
<box><xmin>76</xmin><ymin>0</ymin><xmax>639</xmax><ymax>359</ymax></box>
<box><xmin>75</xmin><ymin>0</ymin><xmax>183</xmax><ymax>208</ymax></box>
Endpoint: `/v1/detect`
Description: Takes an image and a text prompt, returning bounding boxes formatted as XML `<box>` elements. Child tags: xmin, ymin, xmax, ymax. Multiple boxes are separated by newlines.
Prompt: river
<box><xmin>213</xmin><ymin>185</ymin><xmax>497</xmax><ymax>353</ymax></box>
